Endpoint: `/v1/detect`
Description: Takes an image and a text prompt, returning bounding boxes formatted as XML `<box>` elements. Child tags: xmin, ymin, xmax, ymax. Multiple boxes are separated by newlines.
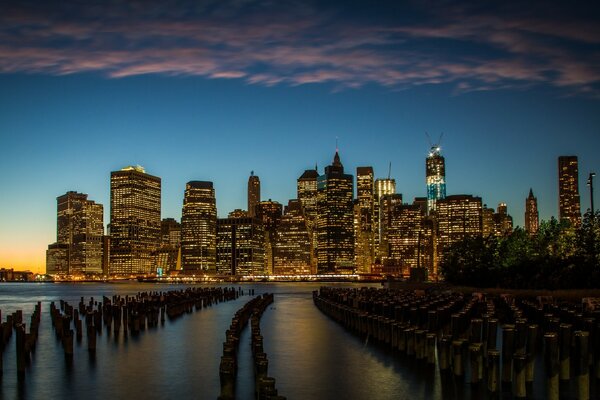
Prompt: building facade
<box><xmin>435</xmin><ymin>194</ymin><xmax>483</xmax><ymax>271</ymax></box>
<box><xmin>273</xmin><ymin>200</ymin><xmax>312</xmax><ymax>275</ymax></box>
<box><xmin>216</xmin><ymin>217</ymin><xmax>265</xmax><ymax>276</ymax></box>
<box><xmin>525</xmin><ymin>189</ymin><xmax>539</xmax><ymax>236</ymax></box>
<box><xmin>374</xmin><ymin>178</ymin><xmax>396</xmax><ymax>259</ymax></box>
<box><xmin>109</xmin><ymin>166</ymin><xmax>161</xmax><ymax>275</ymax></box>
<box><xmin>181</xmin><ymin>181</ymin><xmax>217</xmax><ymax>274</ymax></box>
<box><xmin>355</xmin><ymin>167</ymin><xmax>375</xmax><ymax>272</ymax></box>
<box><xmin>558</xmin><ymin>156</ymin><xmax>581</xmax><ymax>227</ymax></box>
<box><xmin>46</xmin><ymin>191</ymin><xmax>104</xmax><ymax>275</ymax></box>
<box><xmin>388</xmin><ymin>203</ymin><xmax>433</xmax><ymax>277</ymax></box>
<box><xmin>297</xmin><ymin>168</ymin><xmax>319</xmax><ymax>272</ymax></box>
<box><xmin>316</xmin><ymin>151</ymin><xmax>354</xmax><ymax>273</ymax></box>
<box><xmin>255</xmin><ymin>200</ymin><xmax>283</xmax><ymax>274</ymax></box>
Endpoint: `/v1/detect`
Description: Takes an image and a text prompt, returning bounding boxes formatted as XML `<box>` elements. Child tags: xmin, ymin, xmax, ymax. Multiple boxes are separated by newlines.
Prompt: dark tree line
<box><xmin>440</xmin><ymin>211</ymin><xmax>600</xmax><ymax>289</ymax></box>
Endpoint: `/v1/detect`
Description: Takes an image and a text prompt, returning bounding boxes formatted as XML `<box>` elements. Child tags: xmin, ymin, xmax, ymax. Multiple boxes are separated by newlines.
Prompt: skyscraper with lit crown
<box><xmin>525</xmin><ymin>189</ymin><xmax>539</xmax><ymax>236</ymax></box>
<box><xmin>316</xmin><ymin>150</ymin><xmax>354</xmax><ymax>273</ymax></box>
<box><xmin>426</xmin><ymin>145</ymin><xmax>446</xmax><ymax>214</ymax></box>
<box><xmin>109</xmin><ymin>165</ymin><xmax>161</xmax><ymax>275</ymax></box>
<box><xmin>558</xmin><ymin>156</ymin><xmax>581</xmax><ymax>227</ymax></box>
<box><xmin>248</xmin><ymin>171</ymin><xmax>260</xmax><ymax>217</ymax></box>
<box><xmin>181</xmin><ymin>181</ymin><xmax>217</xmax><ymax>273</ymax></box>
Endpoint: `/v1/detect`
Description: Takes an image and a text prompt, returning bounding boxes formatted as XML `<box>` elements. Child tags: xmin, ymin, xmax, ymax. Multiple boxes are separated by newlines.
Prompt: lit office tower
<box><xmin>482</xmin><ymin>206</ymin><xmax>495</xmax><ymax>237</ymax></box>
<box><xmin>355</xmin><ymin>167</ymin><xmax>375</xmax><ymax>272</ymax></box>
<box><xmin>316</xmin><ymin>151</ymin><xmax>354</xmax><ymax>273</ymax></box>
<box><xmin>46</xmin><ymin>191</ymin><xmax>104</xmax><ymax>275</ymax></box>
<box><xmin>298</xmin><ymin>167</ymin><xmax>319</xmax><ymax>272</ymax></box>
<box><xmin>297</xmin><ymin>167</ymin><xmax>319</xmax><ymax>227</ymax></box>
<box><xmin>156</xmin><ymin>218</ymin><xmax>181</xmax><ymax>274</ymax></box>
<box><xmin>248</xmin><ymin>171</ymin><xmax>260</xmax><ymax>217</ymax></box>
<box><xmin>181</xmin><ymin>181</ymin><xmax>217</xmax><ymax>274</ymax></box>
<box><xmin>161</xmin><ymin>218</ymin><xmax>181</xmax><ymax>247</ymax></box>
<box><xmin>273</xmin><ymin>200</ymin><xmax>312</xmax><ymax>275</ymax></box>
<box><xmin>379</xmin><ymin>193</ymin><xmax>403</xmax><ymax>259</ymax></box>
<box><xmin>558</xmin><ymin>156</ymin><xmax>581</xmax><ymax>227</ymax></box>
<box><xmin>426</xmin><ymin>145</ymin><xmax>446</xmax><ymax>214</ymax></box>
<box><xmin>525</xmin><ymin>189</ymin><xmax>539</xmax><ymax>236</ymax></box>
<box><xmin>255</xmin><ymin>200</ymin><xmax>283</xmax><ymax>274</ymax></box>
<box><xmin>109</xmin><ymin>166</ymin><xmax>161</xmax><ymax>275</ymax></box>
<box><xmin>216</xmin><ymin>216</ymin><xmax>265</xmax><ymax>276</ymax></box>
<box><xmin>435</xmin><ymin>195</ymin><xmax>482</xmax><ymax>272</ymax></box>
<box><xmin>388</xmin><ymin>203</ymin><xmax>432</xmax><ymax>276</ymax></box>
<box><xmin>493</xmin><ymin>203</ymin><xmax>513</xmax><ymax>237</ymax></box>
<box><xmin>374</xmin><ymin>178</ymin><xmax>396</xmax><ymax>259</ymax></box>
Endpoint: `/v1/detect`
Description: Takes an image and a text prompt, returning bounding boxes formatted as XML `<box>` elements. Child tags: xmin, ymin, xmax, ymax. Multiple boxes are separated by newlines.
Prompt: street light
<box><xmin>588</xmin><ymin>172</ymin><xmax>596</xmax><ymax>219</ymax></box>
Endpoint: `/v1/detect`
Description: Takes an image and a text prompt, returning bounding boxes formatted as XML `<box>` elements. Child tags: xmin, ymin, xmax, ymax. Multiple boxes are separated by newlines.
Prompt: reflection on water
<box><xmin>0</xmin><ymin>282</ymin><xmax>552</xmax><ymax>399</ymax></box>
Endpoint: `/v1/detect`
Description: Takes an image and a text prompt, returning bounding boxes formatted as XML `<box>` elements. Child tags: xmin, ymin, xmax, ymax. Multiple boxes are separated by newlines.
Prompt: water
<box><xmin>0</xmin><ymin>282</ymin><xmax>568</xmax><ymax>399</ymax></box>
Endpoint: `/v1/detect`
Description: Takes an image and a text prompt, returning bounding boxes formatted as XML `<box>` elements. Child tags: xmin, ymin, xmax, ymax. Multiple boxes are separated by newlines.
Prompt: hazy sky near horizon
<box><xmin>1</xmin><ymin>0</ymin><xmax>599</xmax><ymax>272</ymax></box>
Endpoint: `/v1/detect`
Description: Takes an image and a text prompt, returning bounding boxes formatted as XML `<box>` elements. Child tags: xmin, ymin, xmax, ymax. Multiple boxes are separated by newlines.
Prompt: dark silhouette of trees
<box><xmin>440</xmin><ymin>211</ymin><xmax>600</xmax><ymax>289</ymax></box>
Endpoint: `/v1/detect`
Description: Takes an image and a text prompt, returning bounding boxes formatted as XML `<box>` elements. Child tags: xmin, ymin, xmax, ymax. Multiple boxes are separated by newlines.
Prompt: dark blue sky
<box><xmin>1</xmin><ymin>0</ymin><xmax>599</xmax><ymax>271</ymax></box>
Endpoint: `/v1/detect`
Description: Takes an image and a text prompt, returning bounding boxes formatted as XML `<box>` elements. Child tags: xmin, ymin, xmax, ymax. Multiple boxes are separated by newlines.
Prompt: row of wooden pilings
<box><xmin>48</xmin><ymin>287</ymin><xmax>240</xmax><ymax>360</ymax></box>
<box><xmin>314</xmin><ymin>287</ymin><xmax>599</xmax><ymax>399</ymax></box>
<box><xmin>249</xmin><ymin>293</ymin><xmax>285</xmax><ymax>400</ymax></box>
<box><xmin>1</xmin><ymin>287</ymin><xmax>244</xmax><ymax>381</ymax></box>
<box><xmin>219</xmin><ymin>292</ymin><xmax>284</xmax><ymax>400</ymax></box>
<box><xmin>0</xmin><ymin>303</ymin><xmax>42</xmax><ymax>376</ymax></box>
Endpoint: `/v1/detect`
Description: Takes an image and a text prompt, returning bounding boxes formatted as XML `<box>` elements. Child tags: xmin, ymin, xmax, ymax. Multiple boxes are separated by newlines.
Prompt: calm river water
<box><xmin>0</xmin><ymin>282</ymin><xmax>559</xmax><ymax>399</ymax></box>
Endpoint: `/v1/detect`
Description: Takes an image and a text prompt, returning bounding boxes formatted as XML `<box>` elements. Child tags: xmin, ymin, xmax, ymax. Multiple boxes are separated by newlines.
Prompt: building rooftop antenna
<box><xmin>388</xmin><ymin>162</ymin><xmax>392</xmax><ymax>180</ymax></box>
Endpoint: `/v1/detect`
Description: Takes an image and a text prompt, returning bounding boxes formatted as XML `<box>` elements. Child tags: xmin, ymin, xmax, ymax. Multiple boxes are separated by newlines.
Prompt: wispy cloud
<box><xmin>1</xmin><ymin>0</ymin><xmax>599</xmax><ymax>95</ymax></box>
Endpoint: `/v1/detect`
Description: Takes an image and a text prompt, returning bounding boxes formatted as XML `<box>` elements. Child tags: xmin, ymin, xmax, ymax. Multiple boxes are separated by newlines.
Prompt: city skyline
<box><xmin>1</xmin><ymin>0</ymin><xmax>599</xmax><ymax>272</ymax></box>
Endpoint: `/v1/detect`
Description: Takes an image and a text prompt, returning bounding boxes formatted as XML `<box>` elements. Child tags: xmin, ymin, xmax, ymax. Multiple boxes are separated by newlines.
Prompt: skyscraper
<box><xmin>255</xmin><ymin>200</ymin><xmax>283</xmax><ymax>274</ymax></box>
<box><xmin>316</xmin><ymin>151</ymin><xmax>354</xmax><ymax>273</ymax></box>
<box><xmin>356</xmin><ymin>167</ymin><xmax>375</xmax><ymax>272</ymax></box>
<box><xmin>297</xmin><ymin>167</ymin><xmax>319</xmax><ymax>226</ymax></box>
<box><xmin>388</xmin><ymin>202</ymin><xmax>432</xmax><ymax>276</ymax></box>
<box><xmin>379</xmin><ymin>193</ymin><xmax>403</xmax><ymax>260</ymax></box>
<box><xmin>46</xmin><ymin>191</ymin><xmax>104</xmax><ymax>275</ymax></box>
<box><xmin>181</xmin><ymin>181</ymin><xmax>217</xmax><ymax>273</ymax></box>
<box><xmin>426</xmin><ymin>145</ymin><xmax>446</xmax><ymax>214</ymax></box>
<box><xmin>525</xmin><ymin>189</ymin><xmax>539</xmax><ymax>236</ymax></box>
<box><xmin>493</xmin><ymin>202</ymin><xmax>513</xmax><ymax>237</ymax></box>
<box><xmin>161</xmin><ymin>218</ymin><xmax>181</xmax><ymax>247</ymax></box>
<box><xmin>558</xmin><ymin>156</ymin><xmax>581</xmax><ymax>227</ymax></box>
<box><xmin>216</xmin><ymin>216</ymin><xmax>265</xmax><ymax>276</ymax></box>
<box><xmin>248</xmin><ymin>171</ymin><xmax>260</xmax><ymax>217</ymax></box>
<box><xmin>297</xmin><ymin>167</ymin><xmax>319</xmax><ymax>272</ymax></box>
<box><xmin>374</xmin><ymin>178</ymin><xmax>396</xmax><ymax>259</ymax></box>
<box><xmin>273</xmin><ymin>200</ymin><xmax>312</xmax><ymax>275</ymax></box>
<box><xmin>435</xmin><ymin>194</ymin><xmax>482</xmax><ymax>273</ymax></box>
<box><xmin>109</xmin><ymin>165</ymin><xmax>161</xmax><ymax>275</ymax></box>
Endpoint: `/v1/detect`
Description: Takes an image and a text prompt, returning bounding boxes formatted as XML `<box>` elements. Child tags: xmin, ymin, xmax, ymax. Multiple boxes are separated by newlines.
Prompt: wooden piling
<box><xmin>574</xmin><ymin>331</ymin><xmax>590</xmax><ymax>400</ymax></box>
<box><xmin>559</xmin><ymin>323</ymin><xmax>572</xmax><ymax>381</ymax></box>
<box><xmin>487</xmin><ymin>349</ymin><xmax>500</xmax><ymax>393</ymax></box>
<box><xmin>544</xmin><ymin>332</ymin><xmax>559</xmax><ymax>400</ymax></box>
<box><xmin>502</xmin><ymin>325</ymin><xmax>515</xmax><ymax>383</ymax></box>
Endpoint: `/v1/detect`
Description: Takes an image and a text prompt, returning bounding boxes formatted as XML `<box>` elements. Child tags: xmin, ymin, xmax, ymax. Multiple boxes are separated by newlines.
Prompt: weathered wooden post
<box><xmin>544</xmin><ymin>332</ymin><xmax>559</xmax><ymax>400</ymax></box>
<box><xmin>487</xmin><ymin>349</ymin><xmax>500</xmax><ymax>393</ymax></box>
<box><xmin>559</xmin><ymin>323</ymin><xmax>572</xmax><ymax>381</ymax></box>
<box><xmin>574</xmin><ymin>331</ymin><xmax>590</xmax><ymax>400</ymax></box>
<box><xmin>502</xmin><ymin>325</ymin><xmax>515</xmax><ymax>384</ymax></box>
